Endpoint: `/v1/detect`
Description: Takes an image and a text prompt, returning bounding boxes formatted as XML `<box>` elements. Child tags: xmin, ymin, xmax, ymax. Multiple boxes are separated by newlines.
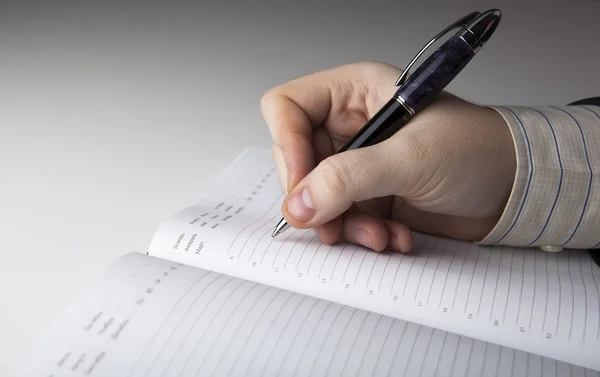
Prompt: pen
<box><xmin>272</xmin><ymin>9</ymin><xmax>502</xmax><ymax>237</ymax></box>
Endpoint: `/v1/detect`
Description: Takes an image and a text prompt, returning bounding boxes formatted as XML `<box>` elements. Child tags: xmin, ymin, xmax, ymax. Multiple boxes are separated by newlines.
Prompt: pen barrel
<box><xmin>338</xmin><ymin>97</ymin><xmax>411</xmax><ymax>152</ymax></box>
<box><xmin>396</xmin><ymin>35</ymin><xmax>475</xmax><ymax>113</ymax></box>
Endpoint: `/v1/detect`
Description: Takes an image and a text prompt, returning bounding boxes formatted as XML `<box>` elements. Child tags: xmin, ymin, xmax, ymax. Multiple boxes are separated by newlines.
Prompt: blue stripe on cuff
<box><xmin>577</xmin><ymin>106</ymin><xmax>600</xmax><ymax>249</ymax></box>
<box><xmin>552</xmin><ymin>107</ymin><xmax>593</xmax><ymax>246</ymax></box>
<box><xmin>492</xmin><ymin>107</ymin><xmax>534</xmax><ymax>244</ymax></box>
<box><xmin>525</xmin><ymin>108</ymin><xmax>564</xmax><ymax>247</ymax></box>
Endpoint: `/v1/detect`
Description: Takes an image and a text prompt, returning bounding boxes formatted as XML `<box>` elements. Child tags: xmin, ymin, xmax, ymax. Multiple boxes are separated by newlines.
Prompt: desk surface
<box><xmin>1</xmin><ymin>1</ymin><xmax>599</xmax><ymax>374</ymax></box>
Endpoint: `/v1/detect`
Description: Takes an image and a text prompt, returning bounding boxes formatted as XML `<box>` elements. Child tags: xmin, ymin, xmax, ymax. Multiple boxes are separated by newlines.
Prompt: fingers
<box><xmin>313</xmin><ymin>218</ymin><xmax>342</xmax><ymax>245</ymax></box>
<box><xmin>261</xmin><ymin>71</ymin><xmax>335</xmax><ymax>191</ymax></box>
<box><xmin>312</xmin><ymin>126</ymin><xmax>334</xmax><ymax>166</ymax></box>
<box><xmin>281</xmin><ymin>141</ymin><xmax>407</xmax><ymax>229</ymax></box>
<box><xmin>382</xmin><ymin>219</ymin><xmax>413</xmax><ymax>253</ymax></box>
<box><xmin>271</xmin><ymin>145</ymin><xmax>288</xmax><ymax>194</ymax></box>
<box><xmin>323</xmin><ymin>206</ymin><xmax>414</xmax><ymax>253</ymax></box>
<box><xmin>261</xmin><ymin>62</ymin><xmax>400</xmax><ymax>192</ymax></box>
<box><xmin>271</xmin><ymin>126</ymin><xmax>334</xmax><ymax>196</ymax></box>
<box><xmin>341</xmin><ymin>208</ymin><xmax>389</xmax><ymax>252</ymax></box>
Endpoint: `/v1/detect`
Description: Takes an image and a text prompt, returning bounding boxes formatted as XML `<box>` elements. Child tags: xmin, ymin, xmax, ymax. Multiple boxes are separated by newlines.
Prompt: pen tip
<box><xmin>272</xmin><ymin>218</ymin><xmax>289</xmax><ymax>238</ymax></box>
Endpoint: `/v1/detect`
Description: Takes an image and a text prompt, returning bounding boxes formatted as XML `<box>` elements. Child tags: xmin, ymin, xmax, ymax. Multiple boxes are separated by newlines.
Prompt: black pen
<box><xmin>272</xmin><ymin>9</ymin><xmax>502</xmax><ymax>237</ymax></box>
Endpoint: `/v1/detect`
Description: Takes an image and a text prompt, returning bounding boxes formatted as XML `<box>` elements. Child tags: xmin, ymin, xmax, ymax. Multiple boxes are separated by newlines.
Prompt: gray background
<box><xmin>1</xmin><ymin>0</ymin><xmax>598</xmax><ymax>374</ymax></box>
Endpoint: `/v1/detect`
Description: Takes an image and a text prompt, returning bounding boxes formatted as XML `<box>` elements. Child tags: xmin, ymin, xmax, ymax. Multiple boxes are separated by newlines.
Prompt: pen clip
<box><xmin>395</xmin><ymin>11</ymin><xmax>481</xmax><ymax>87</ymax></box>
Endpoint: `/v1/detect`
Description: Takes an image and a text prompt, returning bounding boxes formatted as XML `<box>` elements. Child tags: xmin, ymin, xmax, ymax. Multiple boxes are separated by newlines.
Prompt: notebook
<box><xmin>15</xmin><ymin>147</ymin><xmax>600</xmax><ymax>376</ymax></box>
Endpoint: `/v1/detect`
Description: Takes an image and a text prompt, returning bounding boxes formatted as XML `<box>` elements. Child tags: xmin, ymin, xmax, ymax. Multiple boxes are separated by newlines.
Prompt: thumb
<box><xmin>282</xmin><ymin>142</ymin><xmax>406</xmax><ymax>228</ymax></box>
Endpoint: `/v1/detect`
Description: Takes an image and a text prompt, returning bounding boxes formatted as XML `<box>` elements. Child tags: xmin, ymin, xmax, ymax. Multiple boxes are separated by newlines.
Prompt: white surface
<box><xmin>0</xmin><ymin>1</ymin><xmax>599</xmax><ymax>375</ymax></box>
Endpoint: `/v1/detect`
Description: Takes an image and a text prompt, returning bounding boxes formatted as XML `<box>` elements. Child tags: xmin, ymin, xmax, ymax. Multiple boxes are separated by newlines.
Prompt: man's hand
<box><xmin>261</xmin><ymin>62</ymin><xmax>516</xmax><ymax>253</ymax></box>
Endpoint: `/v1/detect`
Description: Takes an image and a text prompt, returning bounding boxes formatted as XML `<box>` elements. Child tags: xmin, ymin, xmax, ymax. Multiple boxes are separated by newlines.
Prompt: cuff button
<box><xmin>541</xmin><ymin>245</ymin><xmax>563</xmax><ymax>252</ymax></box>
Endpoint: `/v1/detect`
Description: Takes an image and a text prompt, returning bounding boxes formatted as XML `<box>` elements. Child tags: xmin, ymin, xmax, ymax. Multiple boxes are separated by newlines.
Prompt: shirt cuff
<box><xmin>478</xmin><ymin>104</ymin><xmax>600</xmax><ymax>249</ymax></box>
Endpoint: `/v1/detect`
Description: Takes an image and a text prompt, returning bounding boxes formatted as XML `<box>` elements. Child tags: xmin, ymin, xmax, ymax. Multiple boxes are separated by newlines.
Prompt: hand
<box><xmin>261</xmin><ymin>62</ymin><xmax>516</xmax><ymax>253</ymax></box>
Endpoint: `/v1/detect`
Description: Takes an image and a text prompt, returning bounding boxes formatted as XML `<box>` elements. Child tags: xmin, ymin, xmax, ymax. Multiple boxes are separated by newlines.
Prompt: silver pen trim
<box><xmin>394</xmin><ymin>95</ymin><xmax>415</xmax><ymax>116</ymax></box>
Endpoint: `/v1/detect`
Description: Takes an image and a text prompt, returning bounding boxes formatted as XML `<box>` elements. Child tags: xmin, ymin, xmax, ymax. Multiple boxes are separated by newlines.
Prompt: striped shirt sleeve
<box><xmin>478</xmin><ymin>104</ymin><xmax>600</xmax><ymax>250</ymax></box>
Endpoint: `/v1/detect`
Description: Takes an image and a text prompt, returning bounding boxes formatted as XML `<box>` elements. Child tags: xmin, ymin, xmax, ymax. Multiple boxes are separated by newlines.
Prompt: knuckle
<box><xmin>260</xmin><ymin>88</ymin><xmax>278</xmax><ymax>112</ymax></box>
<box><xmin>319</xmin><ymin>155</ymin><xmax>353</xmax><ymax>198</ymax></box>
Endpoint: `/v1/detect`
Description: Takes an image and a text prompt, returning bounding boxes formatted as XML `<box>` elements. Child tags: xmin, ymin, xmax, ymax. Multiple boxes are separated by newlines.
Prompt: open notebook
<box><xmin>16</xmin><ymin>147</ymin><xmax>600</xmax><ymax>376</ymax></box>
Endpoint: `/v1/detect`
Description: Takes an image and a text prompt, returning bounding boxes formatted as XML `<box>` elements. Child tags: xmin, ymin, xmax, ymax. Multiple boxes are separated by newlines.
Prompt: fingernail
<box><xmin>286</xmin><ymin>188</ymin><xmax>315</xmax><ymax>223</ymax></box>
<box><xmin>391</xmin><ymin>232</ymin><xmax>411</xmax><ymax>253</ymax></box>
<box><xmin>352</xmin><ymin>229</ymin><xmax>372</xmax><ymax>249</ymax></box>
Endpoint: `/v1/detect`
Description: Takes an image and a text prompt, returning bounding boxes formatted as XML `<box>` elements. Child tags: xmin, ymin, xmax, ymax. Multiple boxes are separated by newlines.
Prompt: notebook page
<box><xmin>15</xmin><ymin>252</ymin><xmax>598</xmax><ymax>377</ymax></box>
<box><xmin>148</xmin><ymin>147</ymin><xmax>600</xmax><ymax>371</ymax></box>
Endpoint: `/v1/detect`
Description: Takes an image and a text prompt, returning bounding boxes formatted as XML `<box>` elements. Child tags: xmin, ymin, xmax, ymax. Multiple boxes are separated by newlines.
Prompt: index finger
<box><xmin>260</xmin><ymin>69</ymin><xmax>336</xmax><ymax>191</ymax></box>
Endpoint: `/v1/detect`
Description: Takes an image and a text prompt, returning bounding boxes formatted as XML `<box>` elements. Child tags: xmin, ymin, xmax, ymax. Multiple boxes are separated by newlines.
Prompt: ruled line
<box><xmin>178</xmin><ymin>280</ymin><xmax>255</xmax><ymax>376</ymax></box>
<box><xmin>304</xmin><ymin>305</ymin><xmax>345</xmax><ymax>377</ymax></box>
<box><xmin>248</xmin><ymin>224</ymin><xmax>278</xmax><ymax>261</ymax></box>
<box><xmin>478</xmin><ymin>341</ymin><xmax>489</xmax><ymax>376</ymax></box>
<box><xmin>501</xmin><ymin>249</ymin><xmax>515</xmax><ymax>322</ymax></box>
<box><xmin>462</xmin><ymin>338</ymin><xmax>476</xmax><ymax>377</ymax></box>
<box><xmin>235</xmin><ymin>212</ymin><xmax>280</xmax><ymax>259</ymax></box>
<box><xmin>329</xmin><ymin>243</ymin><xmax>351</xmax><ymax>281</ymax></box>
<box><xmin>401</xmin><ymin>238</ymin><xmax>433</xmax><ymax>299</ymax></box>
<box><xmin>269</xmin><ymin>229</ymin><xmax>300</xmax><ymax>266</ymax></box>
<box><xmin>155</xmin><ymin>273</ymin><xmax>230</xmax><ymax>377</ymax></box>
<box><xmin>461</xmin><ymin>247</ymin><xmax>481</xmax><ymax>313</ymax></box>
<box><xmin>579</xmin><ymin>253</ymin><xmax>589</xmax><ymax>343</ymax></box>
<box><xmin>410</xmin><ymin>238</ymin><xmax>438</xmax><ymax>301</ymax></box>
<box><xmin>528</xmin><ymin>251</ymin><xmax>538</xmax><ymax>330</ymax></box>
<box><xmin>492</xmin><ymin>345</ymin><xmax>502</xmax><ymax>377</ymax></box>
<box><xmin>556</xmin><ymin>252</ymin><xmax>562</xmax><ymax>336</ymax></box>
<box><xmin>420</xmin><ymin>239</ymin><xmax>448</xmax><ymax>304</ymax></box>
<box><xmin>204</xmin><ymin>286</ymin><xmax>279</xmax><ymax>377</ymax></box>
<box><xmin>542</xmin><ymin>252</ymin><xmax>549</xmax><ymax>331</ymax></box>
<box><xmin>227</xmin><ymin>291</ymin><xmax>296</xmax><ymax>377</ymax></box>
<box><xmin>353</xmin><ymin>250</ymin><xmax>369</xmax><ymax>286</ymax></box>
<box><xmin>288</xmin><ymin>301</ymin><xmax>334</xmax><ymax>377</ymax></box>
<box><xmin>321</xmin><ymin>309</ymin><xmax>360</xmax><ymax>376</ymax></box>
<box><xmin>377</xmin><ymin>254</ymin><xmax>393</xmax><ymax>293</ymax></box>
<box><xmin>379</xmin><ymin>321</ymin><xmax>408</xmax><ymax>377</ymax></box>
<box><xmin>226</xmin><ymin>195</ymin><xmax>281</xmax><ymax>257</ymax></box>
<box><xmin>342</xmin><ymin>313</ymin><xmax>382</xmax><ymax>376</ymax></box>
<box><xmin>488</xmin><ymin>248</ymin><xmax>505</xmax><ymax>319</ymax></box>
<box><xmin>446</xmin><ymin>335</ymin><xmax>462</xmax><ymax>377</ymax></box>
<box><xmin>434</xmin><ymin>240</ymin><xmax>460</xmax><ymax>306</ymax></box>
<box><xmin>126</xmin><ymin>270</ymin><xmax>212</xmax><ymax>377</ymax></box>
<box><xmin>366</xmin><ymin>318</ymin><xmax>396</xmax><ymax>377</ymax></box>
<box><xmin>365</xmin><ymin>253</ymin><xmax>382</xmax><ymax>289</ymax></box>
<box><xmin>567</xmin><ymin>252</ymin><xmax>575</xmax><ymax>339</ymax></box>
<box><xmin>415</xmin><ymin>328</ymin><xmax>437</xmax><ymax>377</ymax></box>
<box><xmin>305</xmin><ymin>242</ymin><xmax>327</xmax><ymax>275</ymax></box>
<box><xmin>292</xmin><ymin>235</ymin><xmax>318</xmax><ymax>271</ymax></box>
<box><xmin>430</xmin><ymin>330</ymin><xmax>449</xmax><ymax>377</ymax></box>
<box><xmin>515</xmin><ymin>249</ymin><xmax>527</xmax><ymax>326</ymax></box>
<box><xmin>388</xmin><ymin>237</ymin><xmax>420</xmax><ymax>295</ymax></box>
<box><xmin>253</xmin><ymin>295</ymin><xmax>311</xmax><ymax>377</ymax></box>
<box><xmin>397</xmin><ymin>324</ymin><xmax>424</xmax><ymax>377</ymax></box>
<box><xmin>283</xmin><ymin>234</ymin><xmax>316</xmax><ymax>270</ymax></box>
<box><xmin>508</xmin><ymin>348</ymin><xmax>515</xmax><ymax>377</ymax></box>
<box><xmin>590</xmin><ymin>259</ymin><xmax>600</xmax><ymax>339</ymax></box>
<box><xmin>317</xmin><ymin>244</ymin><xmax>337</xmax><ymax>278</ymax></box>
<box><xmin>271</xmin><ymin>298</ymin><xmax>324</xmax><ymax>376</ymax></box>
<box><xmin>342</xmin><ymin>245</ymin><xmax>360</xmax><ymax>284</ymax></box>
<box><xmin>446</xmin><ymin>242</ymin><xmax>470</xmax><ymax>310</ymax></box>
<box><xmin>476</xmin><ymin>249</ymin><xmax>493</xmax><ymax>317</ymax></box>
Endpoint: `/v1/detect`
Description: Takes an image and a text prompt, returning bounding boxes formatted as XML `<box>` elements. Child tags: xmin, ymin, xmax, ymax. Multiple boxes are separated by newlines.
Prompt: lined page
<box><xmin>149</xmin><ymin>147</ymin><xmax>600</xmax><ymax>371</ymax></box>
<box><xmin>15</xmin><ymin>253</ymin><xmax>598</xmax><ymax>377</ymax></box>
